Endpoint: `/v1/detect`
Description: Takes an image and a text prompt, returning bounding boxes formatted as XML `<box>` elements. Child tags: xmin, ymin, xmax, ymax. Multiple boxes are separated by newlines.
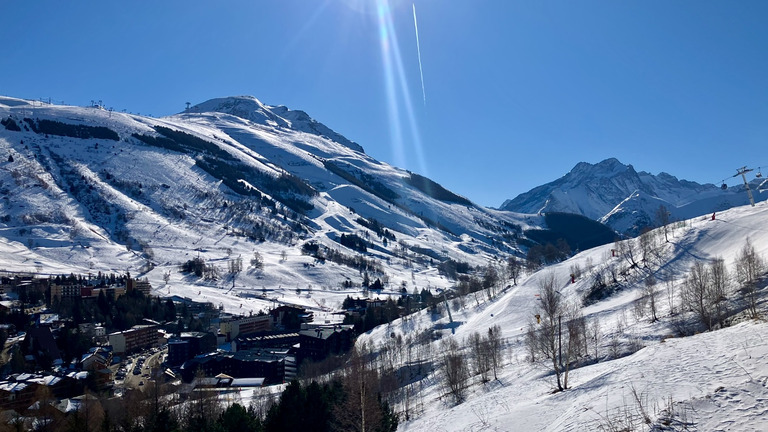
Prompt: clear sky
<box><xmin>2</xmin><ymin>1</ymin><xmax>767</xmax><ymax>207</ymax></box>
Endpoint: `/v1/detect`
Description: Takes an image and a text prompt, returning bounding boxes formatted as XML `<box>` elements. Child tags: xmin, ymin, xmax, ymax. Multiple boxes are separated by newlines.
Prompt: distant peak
<box><xmin>569</xmin><ymin>158</ymin><xmax>630</xmax><ymax>178</ymax></box>
<box><xmin>186</xmin><ymin>96</ymin><xmax>288</xmax><ymax>127</ymax></box>
<box><xmin>183</xmin><ymin>96</ymin><xmax>365</xmax><ymax>153</ymax></box>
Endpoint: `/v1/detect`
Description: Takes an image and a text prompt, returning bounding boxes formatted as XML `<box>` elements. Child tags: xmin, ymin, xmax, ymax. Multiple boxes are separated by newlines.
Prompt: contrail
<box><xmin>412</xmin><ymin>3</ymin><xmax>426</xmax><ymax>106</ymax></box>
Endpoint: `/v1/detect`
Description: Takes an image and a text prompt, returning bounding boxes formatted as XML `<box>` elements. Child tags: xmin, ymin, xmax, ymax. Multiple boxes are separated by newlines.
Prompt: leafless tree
<box><xmin>644</xmin><ymin>275</ymin><xmax>659</xmax><ymax>322</ymax></box>
<box><xmin>638</xmin><ymin>228</ymin><xmax>655</xmax><ymax>268</ymax></box>
<box><xmin>336</xmin><ymin>346</ymin><xmax>385</xmax><ymax>432</ymax></box>
<box><xmin>589</xmin><ymin>316</ymin><xmax>601</xmax><ymax>360</ymax></box>
<box><xmin>468</xmin><ymin>331</ymin><xmax>490</xmax><ymax>383</ymax></box>
<box><xmin>531</xmin><ymin>272</ymin><xmax>566</xmax><ymax>391</ymax></box>
<box><xmin>507</xmin><ymin>256</ymin><xmax>523</xmax><ymax>285</ymax></box>
<box><xmin>487</xmin><ymin>325</ymin><xmax>504</xmax><ymax>380</ymax></box>
<box><xmin>708</xmin><ymin>257</ymin><xmax>730</xmax><ymax>328</ymax></box>
<box><xmin>682</xmin><ymin>261</ymin><xmax>712</xmax><ymax>329</ymax></box>
<box><xmin>440</xmin><ymin>337</ymin><xmax>469</xmax><ymax>403</ymax></box>
<box><xmin>655</xmin><ymin>205</ymin><xmax>672</xmax><ymax>242</ymax></box>
<box><xmin>616</xmin><ymin>238</ymin><xmax>640</xmax><ymax>270</ymax></box>
<box><xmin>562</xmin><ymin>303</ymin><xmax>586</xmax><ymax>389</ymax></box>
<box><xmin>735</xmin><ymin>239</ymin><xmax>765</xmax><ymax>318</ymax></box>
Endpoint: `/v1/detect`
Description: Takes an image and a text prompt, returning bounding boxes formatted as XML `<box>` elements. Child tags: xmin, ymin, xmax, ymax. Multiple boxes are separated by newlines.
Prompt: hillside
<box><xmin>0</xmin><ymin>95</ymin><xmax>541</xmax><ymax>318</ymax></box>
<box><xmin>357</xmin><ymin>201</ymin><xmax>768</xmax><ymax>431</ymax></box>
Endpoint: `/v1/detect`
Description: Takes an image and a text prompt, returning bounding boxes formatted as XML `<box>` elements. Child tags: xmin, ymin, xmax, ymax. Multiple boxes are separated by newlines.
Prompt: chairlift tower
<box><xmin>736</xmin><ymin>166</ymin><xmax>756</xmax><ymax>207</ymax></box>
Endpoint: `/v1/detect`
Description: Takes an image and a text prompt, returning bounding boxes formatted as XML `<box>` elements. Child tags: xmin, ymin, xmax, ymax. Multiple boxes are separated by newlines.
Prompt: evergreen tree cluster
<box><xmin>265</xmin><ymin>379</ymin><xmax>397</xmax><ymax>432</ymax></box>
<box><xmin>301</xmin><ymin>241</ymin><xmax>383</xmax><ymax>274</ymax></box>
<box><xmin>23</xmin><ymin>117</ymin><xmax>119</xmax><ymax>140</ymax></box>
<box><xmin>338</xmin><ymin>233</ymin><xmax>369</xmax><ymax>253</ymax></box>
<box><xmin>1</xmin><ymin>116</ymin><xmax>21</xmax><ymax>131</ymax></box>
<box><xmin>403</xmin><ymin>172</ymin><xmax>473</xmax><ymax>206</ymax></box>
<box><xmin>355</xmin><ymin>217</ymin><xmax>397</xmax><ymax>241</ymax></box>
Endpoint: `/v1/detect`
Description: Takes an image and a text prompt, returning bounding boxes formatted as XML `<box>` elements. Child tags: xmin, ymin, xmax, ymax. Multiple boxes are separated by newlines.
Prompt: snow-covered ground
<box><xmin>358</xmin><ymin>202</ymin><xmax>768</xmax><ymax>431</ymax></box>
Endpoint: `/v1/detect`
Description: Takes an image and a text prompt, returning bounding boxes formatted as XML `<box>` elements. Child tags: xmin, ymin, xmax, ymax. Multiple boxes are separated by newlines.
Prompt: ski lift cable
<box><xmin>714</xmin><ymin>164</ymin><xmax>768</xmax><ymax>188</ymax></box>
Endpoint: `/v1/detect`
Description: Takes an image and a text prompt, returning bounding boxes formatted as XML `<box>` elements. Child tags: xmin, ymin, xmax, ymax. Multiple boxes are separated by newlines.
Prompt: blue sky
<box><xmin>2</xmin><ymin>1</ymin><xmax>767</xmax><ymax>207</ymax></box>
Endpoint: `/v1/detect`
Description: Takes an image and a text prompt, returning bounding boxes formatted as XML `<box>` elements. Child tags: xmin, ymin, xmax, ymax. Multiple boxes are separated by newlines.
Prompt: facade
<box><xmin>220</xmin><ymin>314</ymin><xmax>272</xmax><ymax>342</ymax></box>
<box><xmin>180</xmin><ymin>351</ymin><xmax>285</xmax><ymax>384</ymax></box>
<box><xmin>108</xmin><ymin>324</ymin><xmax>160</xmax><ymax>354</ymax></box>
<box><xmin>233</xmin><ymin>332</ymin><xmax>300</xmax><ymax>352</ymax></box>
<box><xmin>269</xmin><ymin>305</ymin><xmax>313</xmax><ymax>330</ymax></box>
<box><xmin>126</xmin><ymin>278</ymin><xmax>152</xmax><ymax>296</ymax></box>
<box><xmin>167</xmin><ymin>331</ymin><xmax>217</xmax><ymax>366</ymax></box>
<box><xmin>50</xmin><ymin>284</ymin><xmax>83</xmax><ymax>301</ymax></box>
<box><xmin>298</xmin><ymin>325</ymin><xmax>355</xmax><ymax>363</ymax></box>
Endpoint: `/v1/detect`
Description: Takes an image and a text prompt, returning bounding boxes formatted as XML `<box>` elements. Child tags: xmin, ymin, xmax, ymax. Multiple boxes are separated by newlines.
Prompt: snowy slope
<box><xmin>500</xmin><ymin>158</ymin><xmax>761</xmax><ymax>235</ymax></box>
<box><xmin>358</xmin><ymin>201</ymin><xmax>768</xmax><ymax>431</ymax></box>
<box><xmin>0</xmin><ymin>95</ymin><xmax>533</xmax><ymax>317</ymax></box>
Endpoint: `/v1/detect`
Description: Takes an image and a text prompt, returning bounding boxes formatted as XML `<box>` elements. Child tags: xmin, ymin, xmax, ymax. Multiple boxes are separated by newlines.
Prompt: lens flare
<box><xmin>376</xmin><ymin>0</ymin><xmax>428</xmax><ymax>176</ymax></box>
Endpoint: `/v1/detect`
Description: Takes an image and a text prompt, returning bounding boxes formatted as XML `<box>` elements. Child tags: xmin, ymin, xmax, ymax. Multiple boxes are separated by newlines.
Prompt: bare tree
<box><xmin>562</xmin><ymin>303</ymin><xmax>586</xmax><ymax>389</ymax></box>
<box><xmin>616</xmin><ymin>238</ymin><xmax>640</xmax><ymax>270</ymax></box>
<box><xmin>336</xmin><ymin>346</ymin><xmax>384</xmax><ymax>432</ymax></box>
<box><xmin>638</xmin><ymin>228</ymin><xmax>655</xmax><ymax>268</ymax></box>
<box><xmin>589</xmin><ymin>316</ymin><xmax>601</xmax><ymax>360</ymax></box>
<box><xmin>682</xmin><ymin>261</ymin><xmax>712</xmax><ymax>329</ymax></box>
<box><xmin>468</xmin><ymin>332</ymin><xmax>490</xmax><ymax>383</ymax></box>
<box><xmin>482</xmin><ymin>264</ymin><xmax>500</xmax><ymax>299</ymax></box>
<box><xmin>662</xmin><ymin>272</ymin><xmax>676</xmax><ymax>316</ymax></box>
<box><xmin>507</xmin><ymin>256</ymin><xmax>522</xmax><ymax>285</ymax></box>
<box><xmin>644</xmin><ymin>275</ymin><xmax>659</xmax><ymax>322</ymax></box>
<box><xmin>655</xmin><ymin>205</ymin><xmax>671</xmax><ymax>242</ymax></box>
<box><xmin>735</xmin><ymin>239</ymin><xmax>765</xmax><ymax>318</ymax></box>
<box><xmin>487</xmin><ymin>325</ymin><xmax>504</xmax><ymax>380</ymax></box>
<box><xmin>533</xmin><ymin>272</ymin><xmax>566</xmax><ymax>391</ymax></box>
<box><xmin>709</xmin><ymin>257</ymin><xmax>730</xmax><ymax>328</ymax></box>
<box><xmin>440</xmin><ymin>337</ymin><xmax>469</xmax><ymax>403</ymax></box>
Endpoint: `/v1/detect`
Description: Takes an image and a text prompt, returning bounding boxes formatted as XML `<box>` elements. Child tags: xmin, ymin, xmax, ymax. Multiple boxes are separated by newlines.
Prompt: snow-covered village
<box><xmin>1</xmin><ymin>1</ymin><xmax>768</xmax><ymax>431</ymax></box>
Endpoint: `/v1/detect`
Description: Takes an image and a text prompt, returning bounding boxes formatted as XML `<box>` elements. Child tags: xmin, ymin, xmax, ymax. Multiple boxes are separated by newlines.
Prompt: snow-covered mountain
<box><xmin>499</xmin><ymin>157</ymin><xmax>762</xmax><ymax>235</ymax></box>
<box><xmin>0</xmin><ymin>95</ymin><xmax>537</xmax><ymax>315</ymax></box>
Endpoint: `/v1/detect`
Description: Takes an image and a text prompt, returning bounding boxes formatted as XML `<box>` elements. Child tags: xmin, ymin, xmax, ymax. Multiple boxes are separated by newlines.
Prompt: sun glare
<box><xmin>374</xmin><ymin>0</ymin><xmax>428</xmax><ymax>176</ymax></box>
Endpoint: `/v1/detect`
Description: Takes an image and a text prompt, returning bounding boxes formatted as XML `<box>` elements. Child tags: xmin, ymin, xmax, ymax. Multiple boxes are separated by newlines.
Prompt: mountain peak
<box><xmin>571</xmin><ymin>158</ymin><xmax>632</xmax><ymax>179</ymax></box>
<box><xmin>185</xmin><ymin>96</ymin><xmax>364</xmax><ymax>153</ymax></box>
<box><xmin>187</xmin><ymin>96</ymin><xmax>288</xmax><ymax>127</ymax></box>
<box><xmin>500</xmin><ymin>157</ymin><xmax>750</xmax><ymax>234</ymax></box>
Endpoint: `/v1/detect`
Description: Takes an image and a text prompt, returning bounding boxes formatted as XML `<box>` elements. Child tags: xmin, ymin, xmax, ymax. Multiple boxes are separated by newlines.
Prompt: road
<box><xmin>120</xmin><ymin>346</ymin><xmax>166</xmax><ymax>391</ymax></box>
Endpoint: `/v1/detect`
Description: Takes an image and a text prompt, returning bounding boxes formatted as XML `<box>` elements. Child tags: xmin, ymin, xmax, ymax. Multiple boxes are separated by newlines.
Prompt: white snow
<box><xmin>358</xmin><ymin>202</ymin><xmax>768</xmax><ymax>431</ymax></box>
